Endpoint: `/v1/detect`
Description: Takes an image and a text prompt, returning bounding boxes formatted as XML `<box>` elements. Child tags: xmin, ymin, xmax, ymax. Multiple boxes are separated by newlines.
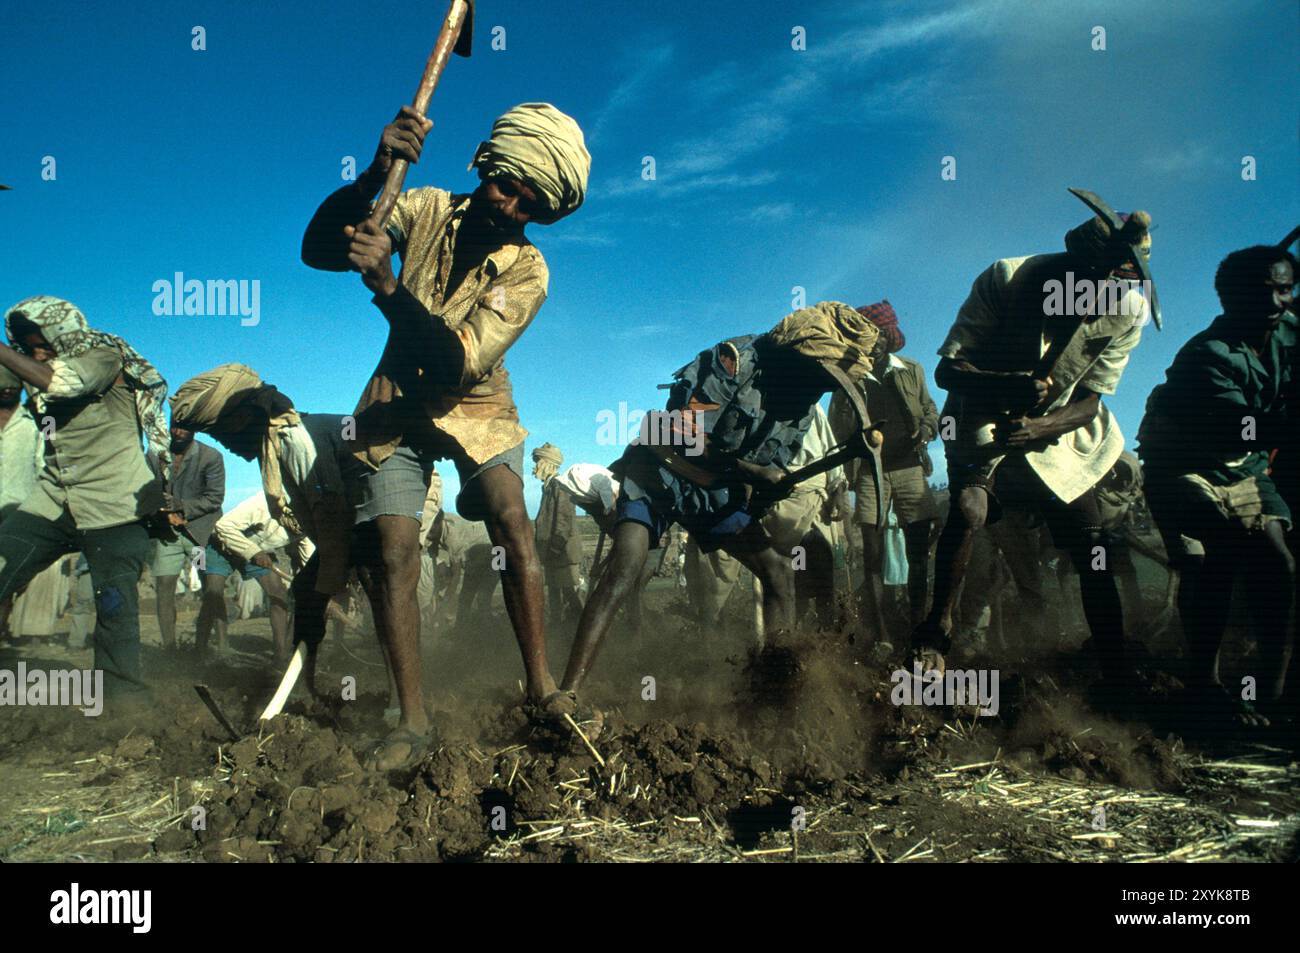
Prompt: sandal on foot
<box><xmin>526</xmin><ymin>690</ymin><xmax>605</xmax><ymax>741</ymax></box>
<box><xmin>365</xmin><ymin>726</ymin><xmax>434</xmax><ymax>772</ymax></box>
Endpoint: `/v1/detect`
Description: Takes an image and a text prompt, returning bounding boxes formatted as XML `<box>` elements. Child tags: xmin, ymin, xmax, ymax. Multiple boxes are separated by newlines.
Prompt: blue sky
<box><xmin>2</xmin><ymin>0</ymin><xmax>1296</xmax><ymax>510</ymax></box>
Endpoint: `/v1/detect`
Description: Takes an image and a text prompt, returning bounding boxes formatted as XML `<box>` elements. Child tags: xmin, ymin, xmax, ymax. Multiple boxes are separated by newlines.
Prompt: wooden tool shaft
<box><xmin>366</xmin><ymin>0</ymin><xmax>472</xmax><ymax>230</ymax></box>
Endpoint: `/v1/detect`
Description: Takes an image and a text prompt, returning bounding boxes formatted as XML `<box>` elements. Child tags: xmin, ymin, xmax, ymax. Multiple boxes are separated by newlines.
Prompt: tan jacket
<box><xmin>830</xmin><ymin>353</ymin><xmax>940</xmax><ymax>479</ymax></box>
<box><xmin>352</xmin><ymin>188</ymin><xmax>549</xmax><ymax>468</ymax></box>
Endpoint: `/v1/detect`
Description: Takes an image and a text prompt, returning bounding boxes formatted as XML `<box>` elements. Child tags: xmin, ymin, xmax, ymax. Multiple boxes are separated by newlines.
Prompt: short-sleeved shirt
<box><xmin>1139</xmin><ymin>312</ymin><xmax>1299</xmax><ymax>484</ymax></box>
<box><xmin>937</xmin><ymin>255</ymin><xmax>1148</xmax><ymax>503</ymax></box>
<box><xmin>352</xmin><ymin>187</ymin><xmax>550</xmax><ymax>469</ymax></box>
<box><xmin>22</xmin><ymin>347</ymin><xmax>163</xmax><ymax>530</ymax></box>
<box><xmin>276</xmin><ymin>412</ymin><xmax>347</xmax><ymax>546</ymax></box>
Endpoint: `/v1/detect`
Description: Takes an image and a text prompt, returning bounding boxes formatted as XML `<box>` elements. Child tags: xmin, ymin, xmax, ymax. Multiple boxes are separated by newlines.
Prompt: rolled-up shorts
<box><xmin>148</xmin><ymin>536</ymin><xmax>190</xmax><ymax>577</ymax></box>
<box><xmin>1145</xmin><ymin>471</ymin><xmax>1290</xmax><ymax>565</ymax></box>
<box><xmin>854</xmin><ymin>463</ymin><xmax>933</xmax><ymax>526</ymax></box>
<box><xmin>760</xmin><ymin>486</ymin><xmax>824</xmax><ymax>555</ymax></box>
<box><xmin>614</xmin><ymin>493</ymin><xmax>753</xmax><ymax>553</ymax></box>
<box><xmin>345</xmin><ymin>440</ymin><xmax>525</xmax><ymax>525</ymax></box>
<box><xmin>199</xmin><ymin>544</ymin><xmax>269</xmax><ymax>580</ymax></box>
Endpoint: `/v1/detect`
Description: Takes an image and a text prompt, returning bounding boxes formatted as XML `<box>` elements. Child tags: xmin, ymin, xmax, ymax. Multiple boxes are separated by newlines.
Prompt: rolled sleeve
<box><xmin>44</xmin><ymin>348</ymin><xmax>121</xmax><ymax>399</ymax></box>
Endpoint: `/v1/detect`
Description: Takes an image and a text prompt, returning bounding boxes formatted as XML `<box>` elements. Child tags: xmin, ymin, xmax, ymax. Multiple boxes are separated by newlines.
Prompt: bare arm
<box><xmin>300</xmin><ymin>174</ymin><xmax>387</xmax><ymax>271</ymax></box>
<box><xmin>0</xmin><ymin>343</ymin><xmax>53</xmax><ymax>391</ymax></box>
<box><xmin>935</xmin><ymin>357</ymin><xmax>1047</xmax><ymax>408</ymax></box>
<box><xmin>1002</xmin><ymin>389</ymin><xmax>1101</xmax><ymax>448</ymax></box>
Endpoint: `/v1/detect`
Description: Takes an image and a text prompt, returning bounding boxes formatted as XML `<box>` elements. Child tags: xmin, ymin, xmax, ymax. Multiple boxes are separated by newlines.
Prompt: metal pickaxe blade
<box><xmin>1068</xmin><ymin>186</ymin><xmax>1161</xmax><ymax>330</ymax></box>
<box><xmin>454</xmin><ymin>0</ymin><xmax>475</xmax><ymax>57</ymax></box>
<box><xmin>193</xmin><ymin>640</ymin><xmax>311</xmax><ymax>739</ymax></box>
<box><xmin>1068</xmin><ymin>187</ymin><xmax>1124</xmax><ymax>234</ymax></box>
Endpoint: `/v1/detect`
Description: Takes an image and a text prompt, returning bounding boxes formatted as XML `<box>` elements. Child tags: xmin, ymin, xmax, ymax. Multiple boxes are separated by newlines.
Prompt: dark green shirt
<box><xmin>1139</xmin><ymin>313</ymin><xmax>1298</xmax><ymax>483</ymax></box>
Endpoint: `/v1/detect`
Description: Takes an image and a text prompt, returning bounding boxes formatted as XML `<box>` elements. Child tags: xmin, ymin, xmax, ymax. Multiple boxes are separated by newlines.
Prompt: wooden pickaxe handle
<box><xmin>365</xmin><ymin>0</ymin><xmax>474</xmax><ymax>231</ymax></box>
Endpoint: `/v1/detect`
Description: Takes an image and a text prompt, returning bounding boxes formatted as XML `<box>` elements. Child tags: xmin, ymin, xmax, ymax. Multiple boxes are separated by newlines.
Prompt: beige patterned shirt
<box><xmin>352</xmin><ymin>187</ymin><xmax>549</xmax><ymax>467</ymax></box>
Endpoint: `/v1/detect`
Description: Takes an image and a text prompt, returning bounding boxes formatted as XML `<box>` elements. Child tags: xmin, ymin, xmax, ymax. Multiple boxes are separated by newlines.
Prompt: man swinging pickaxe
<box><xmin>193</xmin><ymin>2</ymin><xmax>475</xmax><ymax>742</ymax></box>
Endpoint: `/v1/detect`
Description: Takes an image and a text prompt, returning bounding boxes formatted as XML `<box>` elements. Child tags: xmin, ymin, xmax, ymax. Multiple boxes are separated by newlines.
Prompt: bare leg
<box><xmin>201</xmin><ymin>574</ymin><xmax>228</xmax><ymax>653</ymax></box>
<box><xmin>916</xmin><ymin>486</ymin><xmax>989</xmax><ymax>662</ymax></box>
<box><xmin>929</xmin><ymin>487</ymin><xmax>987</xmax><ymax>632</ymax></box>
<box><xmin>477</xmin><ymin>465</ymin><xmax>558</xmax><ymax>702</ymax></box>
<box><xmin>1240</xmin><ymin>521</ymin><xmax>1295</xmax><ymax>706</ymax></box>
<box><xmin>809</xmin><ymin>532</ymin><xmax>835</xmax><ymax>628</ymax></box>
<box><xmin>155</xmin><ymin>575</ymin><xmax>178</xmax><ymax>650</ymax></box>
<box><xmin>726</xmin><ymin>525</ymin><xmax>795</xmax><ymax>635</ymax></box>
<box><xmin>561</xmin><ymin>521</ymin><xmax>651</xmax><ymax>692</ymax></box>
<box><xmin>359</xmin><ymin>515</ymin><xmax>427</xmax><ymax>734</ymax></box>
<box><xmin>1116</xmin><ymin>564</ymin><xmax>1143</xmax><ymax>636</ymax></box>
<box><xmin>258</xmin><ymin>574</ymin><xmax>290</xmax><ymax>662</ymax></box>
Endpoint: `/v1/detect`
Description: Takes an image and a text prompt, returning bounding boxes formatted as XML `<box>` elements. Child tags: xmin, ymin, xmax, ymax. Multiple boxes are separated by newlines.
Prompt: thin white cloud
<box><xmin>593</xmin><ymin>2</ymin><xmax>1003</xmax><ymax>201</ymax></box>
<box><xmin>1142</xmin><ymin>142</ymin><xmax>1214</xmax><ymax>176</ymax></box>
<box><xmin>587</xmin><ymin>43</ymin><xmax>674</xmax><ymax>147</ymax></box>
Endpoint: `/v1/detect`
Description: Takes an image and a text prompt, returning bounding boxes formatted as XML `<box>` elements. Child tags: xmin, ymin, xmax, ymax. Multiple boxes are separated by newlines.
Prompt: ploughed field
<box><xmin>1</xmin><ymin>580</ymin><xmax>1297</xmax><ymax>863</ymax></box>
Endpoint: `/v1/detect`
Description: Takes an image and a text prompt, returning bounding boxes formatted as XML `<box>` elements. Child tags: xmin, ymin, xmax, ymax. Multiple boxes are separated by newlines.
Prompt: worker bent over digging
<box><xmin>913</xmin><ymin>191</ymin><xmax>1157</xmax><ymax>706</ymax></box>
<box><xmin>169</xmin><ymin>365</ymin><xmax>354</xmax><ymax>684</ymax></box>
<box><xmin>301</xmin><ymin>102</ymin><xmax>591</xmax><ymax>769</ymax></box>
<box><xmin>557</xmin><ymin>302</ymin><xmax>887</xmax><ymax>732</ymax></box>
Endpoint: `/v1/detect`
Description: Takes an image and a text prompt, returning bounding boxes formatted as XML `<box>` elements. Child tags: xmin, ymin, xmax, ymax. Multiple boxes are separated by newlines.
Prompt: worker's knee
<box><xmin>485</xmin><ymin>499</ymin><xmax>531</xmax><ymax>550</ymax></box>
<box><xmin>605</xmin><ymin>552</ymin><xmax>648</xmax><ymax>599</ymax></box>
<box><xmin>759</xmin><ymin>560</ymin><xmax>795</xmax><ymax>601</ymax></box>
<box><xmin>378</xmin><ymin>534</ymin><xmax>420</xmax><ymax>583</ymax></box>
